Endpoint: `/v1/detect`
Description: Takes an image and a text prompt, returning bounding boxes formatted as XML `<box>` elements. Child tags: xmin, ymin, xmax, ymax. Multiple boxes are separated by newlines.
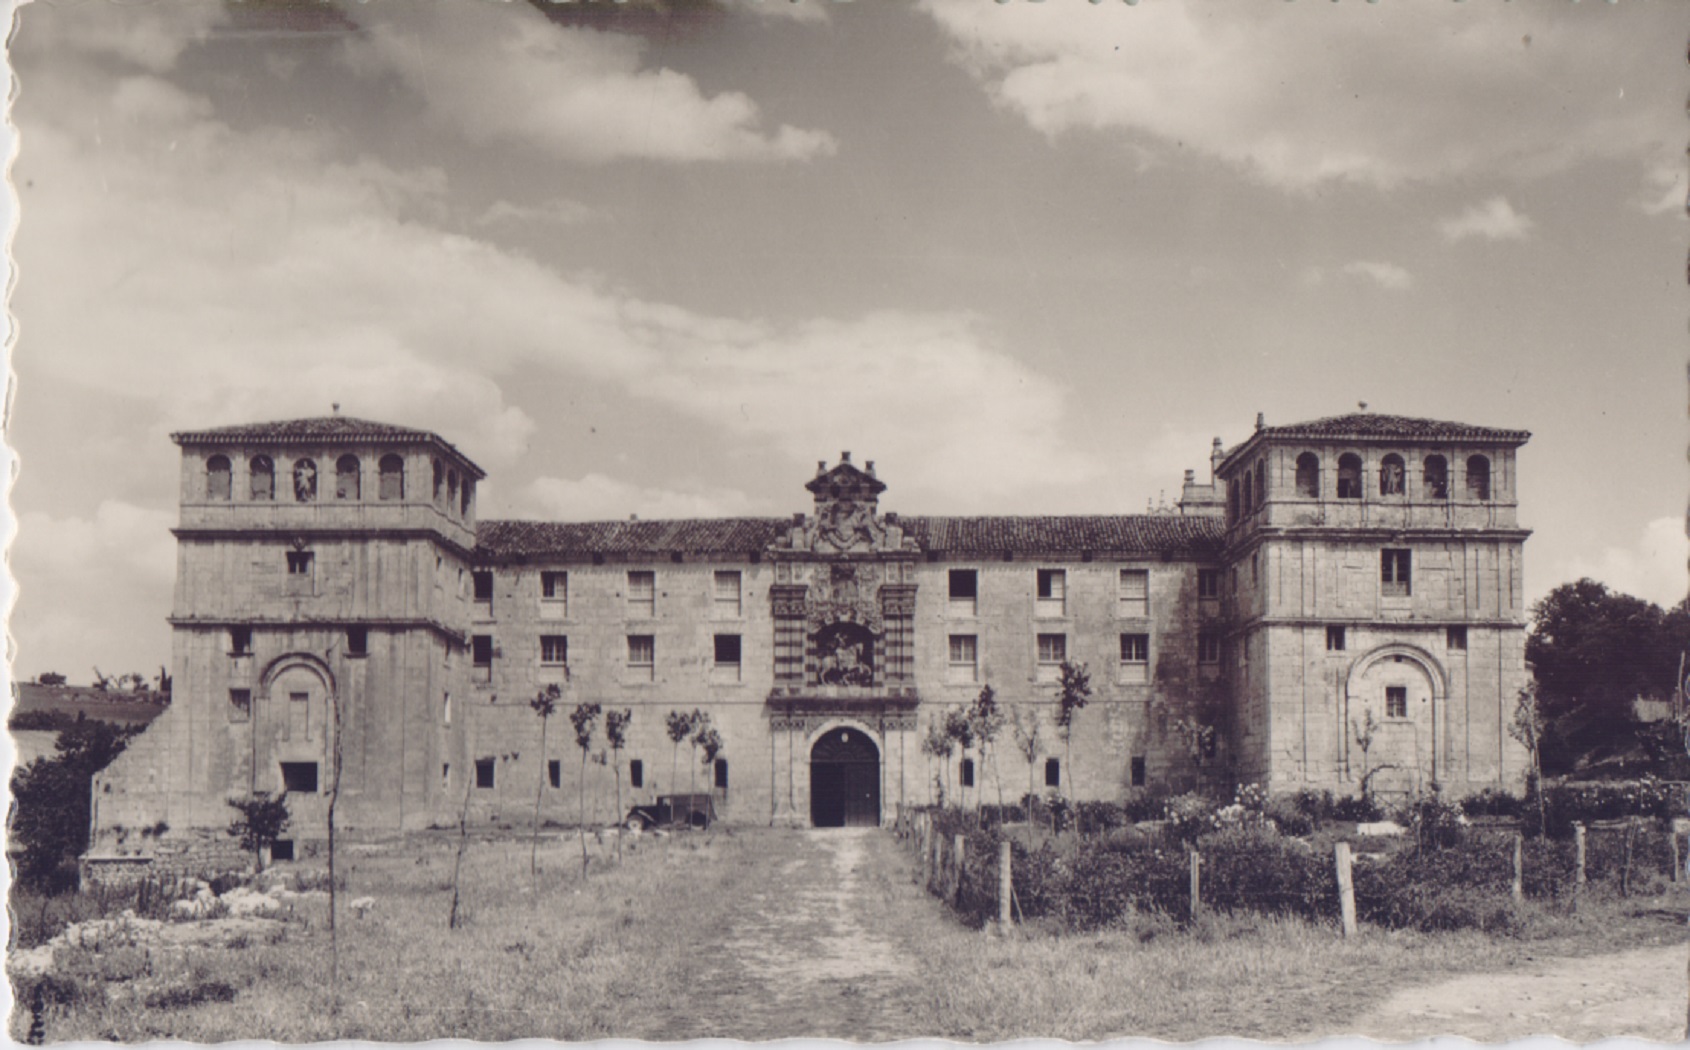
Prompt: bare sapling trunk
<box><xmin>327</xmin><ymin>687</ymin><xmax>343</xmax><ymax>1013</ymax></box>
<box><xmin>448</xmin><ymin>771</ymin><xmax>474</xmax><ymax>929</ymax></box>
<box><xmin>578</xmin><ymin>754</ymin><xmax>589</xmax><ymax>878</ymax></box>
<box><xmin>531</xmin><ymin>714</ymin><xmax>548</xmax><ymax>886</ymax></box>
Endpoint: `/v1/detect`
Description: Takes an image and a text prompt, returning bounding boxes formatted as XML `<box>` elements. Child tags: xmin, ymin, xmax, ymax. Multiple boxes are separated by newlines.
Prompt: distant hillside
<box><xmin>9</xmin><ymin>682</ymin><xmax>169</xmax><ymax>730</ymax></box>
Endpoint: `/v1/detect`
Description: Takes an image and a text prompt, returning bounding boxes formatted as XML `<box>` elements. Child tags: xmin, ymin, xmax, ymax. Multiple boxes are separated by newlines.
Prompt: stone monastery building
<box><xmin>90</xmin><ymin>410</ymin><xmax>1531</xmax><ymax>859</ymax></box>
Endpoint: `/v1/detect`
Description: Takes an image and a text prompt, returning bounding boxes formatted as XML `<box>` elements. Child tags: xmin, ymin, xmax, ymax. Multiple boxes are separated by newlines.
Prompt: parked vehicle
<box><xmin>627</xmin><ymin>793</ymin><xmax>716</xmax><ymax>830</ymax></box>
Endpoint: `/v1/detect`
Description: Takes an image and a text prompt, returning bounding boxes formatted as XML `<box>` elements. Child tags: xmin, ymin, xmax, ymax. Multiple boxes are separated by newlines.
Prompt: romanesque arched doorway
<box><xmin>810</xmin><ymin>726</ymin><xmax>880</xmax><ymax>828</ymax></box>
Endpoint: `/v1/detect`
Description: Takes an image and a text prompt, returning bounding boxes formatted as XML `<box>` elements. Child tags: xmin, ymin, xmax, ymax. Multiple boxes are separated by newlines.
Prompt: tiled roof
<box><xmin>477</xmin><ymin>514</ymin><xmax>1224</xmax><ymax>559</ymax></box>
<box><xmin>902</xmin><ymin>515</ymin><xmax>1224</xmax><ymax>556</ymax></box>
<box><xmin>172</xmin><ymin>417</ymin><xmax>485</xmax><ymax>476</ymax></box>
<box><xmin>1258</xmin><ymin>413</ymin><xmax>1530</xmax><ymax>443</ymax></box>
<box><xmin>477</xmin><ymin>518</ymin><xmax>789</xmax><ymax>557</ymax></box>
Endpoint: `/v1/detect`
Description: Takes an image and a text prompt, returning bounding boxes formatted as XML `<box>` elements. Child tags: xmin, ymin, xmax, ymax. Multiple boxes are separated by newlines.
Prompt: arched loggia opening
<box><xmin>810</xmin><ymin>726</ymin><xmax>880</xmax><ymax>828</ymax></box>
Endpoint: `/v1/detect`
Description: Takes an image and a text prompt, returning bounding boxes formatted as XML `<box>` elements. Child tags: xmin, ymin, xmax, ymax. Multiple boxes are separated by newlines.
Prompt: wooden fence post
<box><xmin>998</xmin><ymin>839</ymin><xmax>1013</xmax><ymax>931</ymax></box>
<box><xmin>1511</xmin><ymin>832</ymin><xmax>1524</xmax><ymax>904</ymax></box>
<box><xmin>1672</xmin><ymin>830</ymin><xmax>1681</xmax><ymax>884</ymax></box>
<box><xmin>1573</xmin><ymin>822</ymin><xmax>1587</xmax><ymax>907</ymax></box>
<box><xmin>1335</xmin><ymin>841</ymin><xmax>1357</xmax><ymax>939</ymax></box>
<box><xmin>931</xmin><ymin>827</ymin><xmax>943</xmax><ymax>894</ymax></box>
<box><xmin>953</xmin><ymin>833</ymin><xmax>967</xmax><ymax>904</ymax></box>
<box><xmin>1189</xmin><ymin>850</ymin><xmax>1202</xmax><ymax>923</ymax></box>
<box><xmin>1621</xmin><ymin>819</ymin><xmax>1638</xmax><ymax>897</ymax></box>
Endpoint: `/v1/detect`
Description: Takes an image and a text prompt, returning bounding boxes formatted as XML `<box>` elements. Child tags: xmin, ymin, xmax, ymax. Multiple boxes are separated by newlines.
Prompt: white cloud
<box><xmin>919</xmin><ymin>1</ymin><xmax>1676</xmax><ymax>192</ymax></box>
<box><xmin>1438</xmin><ymin>197</ymin><xmax>1534</xmax><ymax>242</ymax></box>
<box><xmin>1559</xmin><ymin>516</ymin><xmax>1689</xmax><ymax>611</ymax></box>
<box><xmin>521</xmin><ymin>474</ymin><xmax>762</xmax><ymax>521</ymax></box>
<box><xmin>346</xmin><ymin>3</ymin><xmax>836</xmax><ymax>164</ymax></box>
<box><xmin>720</xmin><ymin>0</ymin><xmax>832</xmax><ymax>24</ymax></box>
<box><xmin>1641</xmin><ymin>158</ymin><xmax>1687</xmax><ymax>218</ymax></box>
<box><xmin>1342</xmin><ymin>261</ymin><xmax>1415</xmax><ymax>291</ymax></box>
<box><xmin>476</xmin><ymin>199</ymin><xmax>601</xmax><ymax>228</ymax></box>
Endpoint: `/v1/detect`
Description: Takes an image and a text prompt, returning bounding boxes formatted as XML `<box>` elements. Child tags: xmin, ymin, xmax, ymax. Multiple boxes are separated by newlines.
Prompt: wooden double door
<box><xmin>810</xmin><ymin>727</ymin><xmax>880</xmax><ymax>828</ymax></box>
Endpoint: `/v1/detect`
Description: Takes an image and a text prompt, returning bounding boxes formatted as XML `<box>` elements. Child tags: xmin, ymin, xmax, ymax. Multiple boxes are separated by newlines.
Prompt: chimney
<box><xmin>840</xmin><ymin>451</ymin><xmax>851</xmax><ymax>464</ymax></box>
<box><xmin>817</xmin><ymin>461</ymin><xmax>826</xmax><ymax>476</ymax></box>
<box><xmin>866</xmin><ymin>460</ymin><xmax>875</xmax><ymax>477</ymax></box>
<box><xmin>1210</xmin><ymin>437</ymin><xmax>1225</xmax><ymax>479</ymax></box>
<box><xmin>1255</xmin><ymin>412</ymin><xmax>1265</xmax><ymax>431</ymax></box>
<box><xmin>1184</xmin><ymin>469</ymin><xmax>1196</xmax><ymax>484</ymax></box>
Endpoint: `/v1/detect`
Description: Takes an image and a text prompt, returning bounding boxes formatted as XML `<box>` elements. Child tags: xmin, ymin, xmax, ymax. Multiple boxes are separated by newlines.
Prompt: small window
<box><xmin>472</xmin><ymin>635</ymin><xmax>494</xmax><ymax>682</ymax></box>
<box><xmin>1044</xmin><ymin>757</ymin><xmax>1061</xmax><ymax>789</ymax></box>
<box><xmin>960</xmin><ymin>758</ymin><xmax>975</xmax><ymax>789</ymax></box>
<box><xmin>1381</xmin><ymin>548</ymin><xmax>1412</xmax><ymax>597</ymax></box>
<box><xmin>949</xmin><ymin>569</ymin><xmax>978</xmax><ymax>615</ymax></box>
<box><xmin>714</xmin><ymin>758</ymin><xmax>729</xmax><ymax>792</ymax></box>
<box><xmin>1242</xmin><ymin>471</ymin><xmax>1254</xmax><ymax>513</ymax></box>
<box><xmin>548</xmin><ymin>760</ymin><xmax>561</xmax><ymax>789</ymax></box>
<box><xmin>378</xmin><ymin>454</ymin><xmax>405</xmax><ymax>501</ymax></box>
<box><xmin>714</xmin><ymin>634</ymin><xmax>741</xmax><ymax>666</ymax></box>
<box><xmin>1423</xmin><ymin>455</ymin><xmax>1449</xmax><ymax>499</ymax></box>
<box><xmin>714</xmin><ymin>571</ymin><xmax>742</xmax><ymax>617</ymax></box>
<box><xmin>280</xmin><ymin>762</ymin><xmax>319</xmax><ymax>794</ymax></box>
<box><xmin>475</xmin><ymin>758</ymin><xmax>496</xmax><ymax>790</ymax></box>
<box><xmin>293</xmin><ymin>458</ymin><xmax>318</xmax><ymax>502</ymax></box>
<box><xmin>230</xmin><ymin>627</ymin><xmax>253</xmax><ymax>656</ymax></box>
<box><xmin>447</xmin><ymin>470</ymin><xmax>459</xmax><ymax>514</ymax></box>
<box><xmin>461</xmin><ymin>477</ymin><xmax>474</xmax><ymax>518</ymax></box>
<box><xmin>432</xmin><ymin>459</ymin><xmax>444</xmax><ymax>504</ymax></box>
<box><xmin>1295</xmin><ymin>452</ymin><xmax>1320</xmax><ymax>498</ymax></box>
<box><xmin>1130</xmin><ymin>756</ymin><xmax>1147</xmax><ymax>787</ymax></box>
<box><xmin>1036</xmin><ymin>633</ymin><xmax>1066</xmax><ymax>665</ymax></box>
<box><xmin>290</xmin><ymin>690</ymin><xmax>308</xmax><ymax>706</ymax></box>
<box><xmin>1336</xmin><ymin>453</ymin><xmax>1363</xmax><ymax>500</ymax></box>
<box><xmin>271</xmin><ymin>840</ymin><xmax>295</xmax><ymax>862</ymax></box>
<box><xmin>472</xmin><ymin>571</ymin><xmax>494</xmax><ymax>611</ymax></box>
<box><xmin>541</xmin><ymin>571</ymin><xmax>568</xmax><ymax>618</ymax></box>
<box><xmin>1118</xmin><ymin>569</ymin><xmax>1149</xmax><ymax>618</ymax></box>
<box><xmin>1197</xmin><ymin>569</ymin><xmax>1220</xmax><ymax>600</ymax></box>
<box><xmin>286</xmin><ymin>550</ymin><xmax>314</xmax><ymax>575</ymax></box>
<box><xmin>1198</xmin><ymin>630</ymin><xmax>1221</xmax><ymax>665</ymax></box>
<box><xmin>1466</xmin><ymin>455</ymin><xmax>1491</xmax><ymax>500</ymax></box>
<box><xmin>249</xmin><ymin>455</ymin><xmax>275</xmax><ymax>501</ymax></box>
<box><xmin>1385</xmin><ymin>686</ymin><xmax>1408</xmax><ymax>719</ymax></box>
<box><xmin>442</xmin><ymin>691</ymin><xmax>452</xmax><ymax>726</ymax></box>
<box><xmin>1036</xmin><ymin>569</ymin><xmax>1066</xmax><ymax>616</ymax></box>
<box><xmin>948</xmin><ymin>634</ymin><xmax>978</xmax><ymax>682</ymax></box>
<box><xmin>628</xmin><ymin>635</ymin><xmax>655</xmax><ymax>680</ymax></box>
<box><xmin>335</xmin><ymin>455</ymin><xmax>361</xmax><ymax>500</ymax></box>
<box><xmin>206</xmin><ymin>455</ymin><xmax>232</xmax><ymax>500</ymax></box>
<box><xmin>541</xmin><ymin>635</ymin><xmax>568</xmax><ymax>666</ymax></box>
<box><xmin>229</xmin><ymin>687</ymin><xmax>251</xmax><ymax>721</ymax></box>
<box><xmin>1379</xmin><ymin>454</ymin><xmax>1406</xmax><ymax>497</ymax></box>
<box><xmin>347</xmin><ymin>627</ymin><xmax>368</xmax><ymax>656</ymax></box>
<box><xmin>1326</xmin><ymin>626</ymin><xmax>1346</xmax><ymax>652</ymax></box>
<box><xmin>1446</xmin><ymin>626</ymin><xmax>1468</xmax><ymax>650</ymax></box>
<box><xmin>1255</xmin><ymin>460</ymin><xmax>1266</xmax><ymax>507</ymax></box>
<box><xmin>442</xmin><ymin>763</ymin><xmax>451</xmax><ymax>791</ymax></box>
<box><xmin>1119</xmin><ymin>633</ymin><xmax>1149</xmax><ymax>683</ymax></box>
<box><xmin>630</xmin><ymin>759</ymin><xmax>644</xmax><ymax>789</ymax></box>
<box><xmin>627</xmin><ymin>571</ymin><xmax>656</xmax><ymax>617</ymax></box>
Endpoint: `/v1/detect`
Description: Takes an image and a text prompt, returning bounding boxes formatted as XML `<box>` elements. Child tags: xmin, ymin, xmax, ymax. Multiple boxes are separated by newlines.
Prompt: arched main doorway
<box><xmin>810</xmin><ymin>726</ymin><xmax>880</xmax><ymax>828</ymax></box>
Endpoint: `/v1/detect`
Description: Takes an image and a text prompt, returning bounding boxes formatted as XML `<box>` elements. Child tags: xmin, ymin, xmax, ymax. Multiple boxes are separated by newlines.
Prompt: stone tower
<box><xmin>1213</xmin><ymin>412</ymin><xmax>1532</xmax><ymax>796</ymax></box>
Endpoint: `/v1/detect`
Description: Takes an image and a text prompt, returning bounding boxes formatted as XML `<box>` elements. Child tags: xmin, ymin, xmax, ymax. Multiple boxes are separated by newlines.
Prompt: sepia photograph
<box><xmin>4</xmin><ymin>0</ymin><xmax>1688</xmax><ymax>1042</ymax></box>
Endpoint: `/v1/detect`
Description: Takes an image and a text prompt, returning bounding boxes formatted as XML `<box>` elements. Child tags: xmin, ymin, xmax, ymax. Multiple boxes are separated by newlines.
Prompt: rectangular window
<box><xmin>1326</xmin><ymin>626</ymin><xmax>1347</xmax><ymax>652</ymax></box>
<box><xmin>948</xmin><ymin>569</ymin><xmax>978</xmax><ymax>617</ymax></box>
<box><xmin>960</xmin><ymin>758</ymin><xmax>975</xmax><ymax>789</ymax></box>
<box><xmin>714</xmin><ymin>571</ymin><xmax>742</xmax><ymax>617</ymax></box>
<box><xmin>229</xmin><ymin>687</ymin><xmax>252</xmax><ymax>722</ymax></box>
<box><xmin>1045</xmin><ymin>757</ymin><xmax>1061</xmax><ymax>789</ymax></box>
<box><xmin>540</xmin><ymin>634</ymin><xmax>568</xmax><ymax>667</ymax></box>
<box><xmin>1036</xmin><ymin>569</ymin><xmax>1066</xmax><ymax>617</ymax></box>
<box><xmin>472</xmin><ymin>570</ymin><xmax>494</xmax><ymax>615</ymax></box>
<box><xmin>286</xmin><ymin>550</ymin><xmax>314</xmax><ymax>575</ymax></box>
<box><xmin>472</xmin><ymin>634</ymin><xmax>494</xmax><ymax>683</ymax></box>
<box><xmin>1198</xmin><ymin>569</ymin><xmax>1220</xmax><ymax>600</ymax></box>
<box><xmin>475</xmin><ymin>757</ymin><xmax>496</xmax><ymax>789</ymax></box>
<box><xmin>628</xmin><ymin>634</ymin><xmax>655</xmax><ymax>681</ymax></box>
<box><xmin>271</xmin><ymin>840</ymin><xmax>295</xmax><ymax>862</ymax></box>
<box><xmin>1381</xmin><ymin>548</ymin><xmax>1412</xmax><ymax>597</ymax></box>
<box><xmin>1037</xmin><ymin>632</ymin><xmax>1066</xmax><ymax>665</ymax></box>
<box><xmin>948</xmin><ymin>634</ymin><xmax>979</xmax><ymax>683</ymax></box>
<box><xmin>714</xmin><ymin>758</ymin><xmax>729</xmax><ymax>792</ymax></box>
<box><xmin>713</xmin><ymin>634</ymin><xmax>741</xmax><ymax>682</ymax></box>
<box><xmin>1198</xmin><ymin>630</ymin><xmax>1221</xmax><ymax>665</ymax></box>
<box><xmin>280</xmin><ymin>761</ymin><xmax>319</xmax><ymax>794</ymax></box>
<box><xmin>1118</xmin><ymin>569</ymin><xmax>1149</xmax><ymax>618</ymax></box>
<box><xmin>627</xmin><ymin>571</ymin><xmax>656</xmax><ymax>617</ymax></box>
<box><xmin>1119</xmin><ymin>633</ymin><xmax>1149</xmax><ymax>683</ymax></box>
<box><xmin>548</xmin><ymin>759</ymin><xmax>561</xmax><ymax>789</ymax></box>
<box><xmin>540</xmin><ymin>571</ymin><xmax>568</xmax><ymax>620</ymax></box>
<box><xmin>230</xmin><ymin>626</ymin><xmax>253</xmax><ymax>656</ymax></box>
<box><xmin>1130</xmin><ymin>756</ymin><xmax>1147</xmax><ymax>787</ymax></box>
<box><xmin>442</xmin><ymin>691</ymin><xmax>452</xmax><ymax>726</ymax></box>
<box><xmin>347</xmin><ymin>627</ymin><xmax>368</xmax><ymax>657</ymax></box>
<box><xmin>1446</xmin><ymin>626</ymin><xmax>1468</xmax><ymax>650</ymax></box>
<box><xmin>1386</xmin><ymin>686</ymin><xmax>1408</xmax><ymax>719</ymax></box>
<box><xmin>630</xmin><ymin>759</ymin><xmax>644</xmax><ymax>789</ymax></box>
<box><xmin>442</xmin><ymin>763</ymin><xmax>450</xmax><ymax>791</ymax></box>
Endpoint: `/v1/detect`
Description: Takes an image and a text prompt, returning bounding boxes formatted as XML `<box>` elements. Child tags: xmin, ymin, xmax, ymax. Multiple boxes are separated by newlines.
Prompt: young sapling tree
<box><xmin>1054</xmin><ymin>660</ymin><xmax>1092</xmax><ymax>834</ymax></box>
<box><xmin>570</xmin><ymin>701</ymin><xmax>602</xmax><ymax>877</ymax></box>
<box><xmin>529</xmin><ymin>683</ymin><xmax>561</xmax><ymax>884</ymax></box>
<box><xmin>606</xmin><ymin>708</ymin><xmax>632</xmax><ymax>859</ymax></box>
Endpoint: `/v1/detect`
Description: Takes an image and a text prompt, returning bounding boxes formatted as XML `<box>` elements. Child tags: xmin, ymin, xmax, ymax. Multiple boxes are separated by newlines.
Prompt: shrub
<box><xmin>1329</xmin><ymin>794</ymin><xmax>1383</xmax><ymax>822</ymax></box>
<box><xmin>1459</xmin><ymin>788</ymin><xmax>1524</xmax><ymax>818</ymax></box>
<box><xmin>1351</xmin><ymin>840</ymin><xmax>1518</xmax><ymax>932</ymax></box>
<box><xmin>1261</xmin><ymin>797</ymin><xmax>1314</xmax><ymax>837</ymax></box>
<box><xmin>1194</xmin><ymin>825</ymin><xmax>1335</xmax><ymax>921</ymax></box>
<box><xmin>10</xmin><ymin>721</ymin><xmax>140</xmax><ymax>892</ymax></box>
<box><xmin>1536</xmin><ymin>777</ymin><xmax>1680</xmax><ymax>838</ymax></box>
<box><xmin>1402</xmin><ymin>793</ymin><xmax>1468</xmax><ymax>852</ymax></box>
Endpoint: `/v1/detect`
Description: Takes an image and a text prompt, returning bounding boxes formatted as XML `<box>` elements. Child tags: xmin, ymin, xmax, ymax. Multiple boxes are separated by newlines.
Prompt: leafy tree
<box><xmin>528</xmin><ymin>684</ymin><xmax>561</xmax><ymax>883</ymax></box>
<box><xmin>920</xmin><ymin>717</ymin><xmax>954</xmax><ymax>805</ymax></box>
<box><xmin>227</xmin><ymin>793</ymin><xmax>291</xmax><ymax>874</ymax></box>
<box><xmin>1509</xmin><ymin>685</ymin><xmax>1548</xmax><ymax>835</ymax></box>
<box><xmin>665</xmin><ymin>710</ymin><xmax>693</xmax><ymax>798</ymax></box>
<box><xmin>605</xmin><ymin>708</ymin><xmax>632</xmax><ymax>860</ymax></box>
<box><xmin>10</xmin><ymin>720</ymin><xmax>138</xmax><ymax>891</ymax></box>
<box><xmin>687</xmin><ymin>709</ymin><xmax>711</xmax><ymax>805</ymax></box>
<box><xmin>969</xmin><ymin>684</ymin><xmax>1008</xmax><ymax>821</ymax></box>
<box><xmin>696</xmin><ymin>726</ymin><xmax>723</xmax><ymax>828</ymax></box>
<box><xmin>570</xmin><ymin>702</ymin><xmax>602</xmax><ymax>877</ymax></box>
<box><xmin>1009</xmin><ymin>704</ymin><xmax>1043</xmax><ymax>849</ymax></box>
<box><xmin>943</xmin><ymin>706</ymin><xmax>975</xmax><ymax>810</ymax></box>
<box><xmin>1054</xmin><ymin>660</ymin><xmax>1092</xmax><ymax>832</ymax></box>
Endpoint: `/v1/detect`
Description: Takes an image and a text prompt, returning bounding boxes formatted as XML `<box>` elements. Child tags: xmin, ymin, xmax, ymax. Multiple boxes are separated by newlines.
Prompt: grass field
<box><xmin>11</xmin><ymin>826</ymin><xmax>1689</xmax><ymax>1042</ymax></box>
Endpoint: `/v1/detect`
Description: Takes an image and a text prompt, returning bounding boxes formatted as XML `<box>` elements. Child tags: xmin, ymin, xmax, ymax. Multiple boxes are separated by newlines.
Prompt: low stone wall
<box><xmin>81</xmin><ymin>829</ymin><xmax>253</xmax><ymax>890</ymax></box>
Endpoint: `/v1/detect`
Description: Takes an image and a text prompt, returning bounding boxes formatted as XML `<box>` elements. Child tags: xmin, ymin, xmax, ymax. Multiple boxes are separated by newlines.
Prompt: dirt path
<box><xmin>654</xmin><ymin>828</ymin><xmax>938</xmax><ymax>1041</ymax></box>
<box><xmin>1340</xmin><ymin>942</ymin><xmax>1689</xmax><ymax>1042</ymax></box>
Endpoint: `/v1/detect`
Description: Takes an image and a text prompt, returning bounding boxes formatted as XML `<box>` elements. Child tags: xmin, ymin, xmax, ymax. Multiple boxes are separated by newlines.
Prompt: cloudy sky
<box><xmin>5</xmin><ymin>0</ymin><xmax>1685</xmax><ymax>681</ymax></box>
